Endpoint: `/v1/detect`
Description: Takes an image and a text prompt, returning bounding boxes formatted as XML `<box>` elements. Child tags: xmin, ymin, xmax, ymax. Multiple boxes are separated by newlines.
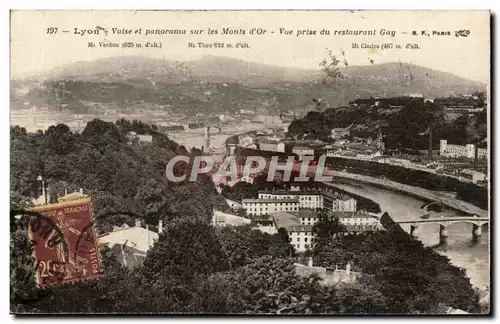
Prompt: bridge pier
<box><xmin>439</xmin><ymin>224</ymin><xmax>448</xmax><ymax>245</ymax></box>
<box><xmin>410</xmin><ymin>224</ymin><xmax>419</xmax><ymax>240</ymax></box>
<box><xmin>473</xmin><ymin>223</ymin><xmax>482</xmax><ymax>242</ymax></box>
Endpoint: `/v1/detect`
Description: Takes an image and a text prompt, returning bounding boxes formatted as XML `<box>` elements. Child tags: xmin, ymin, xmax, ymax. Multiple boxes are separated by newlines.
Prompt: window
<box><xmin>305</xmin><ymin>237</ymin><xmax>308</xmax><ymax>242</ymax></box>
<box><xmin>297</xmin><ymin>237</ymin><xmax>300</xmax><ymax>242</ymax></box>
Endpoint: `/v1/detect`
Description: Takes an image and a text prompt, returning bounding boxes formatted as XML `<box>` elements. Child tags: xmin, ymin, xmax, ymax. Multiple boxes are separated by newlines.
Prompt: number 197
<box><xmin>46</xmin><ymin>27</ymin><xmax>58</xmax><ymax>34</ymax></box>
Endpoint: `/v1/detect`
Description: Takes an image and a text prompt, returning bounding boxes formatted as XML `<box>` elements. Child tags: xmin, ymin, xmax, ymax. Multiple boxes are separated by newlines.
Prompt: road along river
<box><xmin>323</xmin><ymin>178</ymin><xmax>489</xmax><ymax>291</ymax></box>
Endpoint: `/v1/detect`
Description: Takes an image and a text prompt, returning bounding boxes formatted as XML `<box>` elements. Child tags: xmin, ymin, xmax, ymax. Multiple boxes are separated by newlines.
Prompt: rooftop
<box><xmin>292</xmin><ymin>146</ymin><xmax>315</xmax><ymax>151</ymax></box>
<box><xmin>258</xmin><ymin>139</ymin><xmax>284</xmax><ymax>145</ymax></box>
<box><xmin>332</xmin><ymin>211</ymin><xmax>375</xmax><ymax>219</ymax></box>
<box><xmin>288</xmin><ymin>224</ymin><xmax>314</xmax><ymax>232</ymax></box>
<box><xmin>258</xmin><ymin>189</ymin><xmax>323</xmax><ymax>196</ymax></box>
<box><xmin>298</xmin><ymin>208</ymin><xmax>319</xmax><ymax>219</ymax></box>
<box><xmin>242</xmin><ymin>198</ymin><xmax>300</xmax><ymax>204</ymax></box>
<box><xmin>99</xmin><ymin>225</ymin><xmax>159</xmax><ymax>254</ymax></box>
<box><xmin>271</xmin><ymin>211</ymin><xmax>300</xmax><ymax>229</ymax></box>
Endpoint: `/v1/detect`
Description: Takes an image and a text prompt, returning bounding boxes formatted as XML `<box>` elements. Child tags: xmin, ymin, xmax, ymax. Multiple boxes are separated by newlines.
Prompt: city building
<box><xmin>333</xmin><ymin>211</ymin><xmax>382</xmax><ymax>231</ymax></box>
<box><xmin>288</xmin><ymin>225</ymin><xmax>314</xmax><ymax>252</ymax></box>
<box><xmin>242</xmin><ymin>198</ymin><xmax>299</xmax><ymax>216</ymax></box>
<box><xmin>459</xmin><ymin>169</ymin><xmax>487</xmax><ymax>184</ymax></box>
<box><xmin>292</xmin><ymin>146</ymin><xmax>315</xmax><ymax>159</ymax></box>
<box><xmin>254</xmin><ymin>115</ymin><xmax>282</xmax><ymax>124</ymax></box>
<box><xmin>331</xmin><ymin>197</ymin><xmax>358</xmax><ymax>212</ymax></box>
<box><xmin>260</xmin><ymin>131</ymin><xmax>287</xmax><ymax>142</ymax></box>
<box><xmin>225</xmin><ymin>198</ymin><xmax>244</xmax><ymax>210</ymax></box>
<box><xmin>440</xmin><ymin>139</ymin><xmax>479</xmax><ymax>159</ymax></box>
<box><xmin>257</xmin><ymin>189</ymin><xmax>357</xmax><ymax>212</ymax></box>
<box><xmin>258</xmin><ymin>190</ymin><xmax>324</xmax><ymax>209</ymax></box>
<box><xmin>212</xmin><ymin>210</ymin><xmax>251</xmax><ymax>227</ymax></box>
<box><xmin>297</xmin><ymin>210</ymin><xmax>380</xmax><ymax>230</ymax></box>
<box><xmin>214</xmin><ymin>163</ymin><xmax>258</xmax><ymax>187</ymax></box>
<box><xmin>322</xmin><ymin>192</ymin><xmax>357</xmax><ymax>212</ymax></box>
<box><xmin>137</xmin><ymin>134</ymin><xmax>153</xmax><ymax>144</ymax></box>
<box><xmin>271</xmin><ymin>208</ymin><xmax>381</xmax><ymax>252</ymax></box>
<box><xmin>330</xmin><ymin>127</ymin><xmax>351</xmax><ymax>139</ymax></box>
<box><xmin>98</xmin><ymin>219</ymin><xmax>159</xmax><ymax>268</ymax></box>
<box><xmin>478</xmin><ymin>148</ymin><xmax>488</xmax><ymax>160</ymax></box>
<box><xmin>259</xmin><ymin>140</ymin><xmax>286</xmax><ymax>152</ymax></box>
<box><xmin>126</xmin><ymin>131</ymin><xmax>153</xmax><ymax>145</ymax></box>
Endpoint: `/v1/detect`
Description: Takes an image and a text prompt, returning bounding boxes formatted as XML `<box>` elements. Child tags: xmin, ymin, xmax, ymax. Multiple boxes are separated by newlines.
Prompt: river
<box><xmin>326</xmin><ymin>179</ymin><xmax>490</xmax><ymax>291</ymax></box>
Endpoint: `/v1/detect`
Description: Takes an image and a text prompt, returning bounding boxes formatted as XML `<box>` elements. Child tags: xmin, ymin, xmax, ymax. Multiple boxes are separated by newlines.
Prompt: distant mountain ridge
<box><xmin>21</xmin><ymin>55</ymin><xmax>485</xmax><ymax>90</ymax></box>
<box><xmin>12</xmin><ymin>56</ymin><xmax>486</xmax><ymax>115</ymax></box>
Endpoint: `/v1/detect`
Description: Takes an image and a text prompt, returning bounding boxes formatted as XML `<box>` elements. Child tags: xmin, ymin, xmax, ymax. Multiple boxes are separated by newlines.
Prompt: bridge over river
<box><xmin>319</xmin><ymin>168</ymin><xmax>488</xmax><ymax>218</ymax></box>
<box><xmin>398</xmin><ymin>216</ymin><xmax>489</xmax><ymax>244</ymax></box>
<box><xmin>318</xmin><ymin>169</ymin><xmax>489</xmax><ymax>244</ymax></box>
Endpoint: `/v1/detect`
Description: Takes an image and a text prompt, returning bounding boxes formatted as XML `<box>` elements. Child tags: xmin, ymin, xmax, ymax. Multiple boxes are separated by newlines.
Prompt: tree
<box><xmin>311</xmin><ymin>209</ymin><xmax>346</xmax><ymax>248</ymax></box>
<box><xmin>142</xmin><ymin>219</ymin><xmax>228</xmax><ymax>283</ymax></box>
<box><xmin>193</xmin><ymin>257</ymin><xmax>306</xmax><ymax>314</ymax></box>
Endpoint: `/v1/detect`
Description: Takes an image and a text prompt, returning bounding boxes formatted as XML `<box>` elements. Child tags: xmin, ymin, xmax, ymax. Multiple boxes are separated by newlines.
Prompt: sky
<box><xmin>10</xmin><ymin>10</ymin><xmax>490</xmax><ymax>83</ymax></box>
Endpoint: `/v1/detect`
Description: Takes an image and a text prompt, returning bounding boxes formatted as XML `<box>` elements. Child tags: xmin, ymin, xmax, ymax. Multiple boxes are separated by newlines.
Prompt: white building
<box><xmin>297</xmin><ymin>211</ymin><xmax>380</xmax><ymax>229</ymax></box>
<box><xmin>478</xmin><ymin>148</ymin><xmax>488</xmax><ymax>160</ymax></box>
<box><xmin>212</xmin><ymin>210</ymin><xmax>251</xmax><ymax>227</ymax></box>
<box><xmin>288</xmin><ymin>225</ymin><xmax>314</xmax><ymax>252</ymax></box>
<box><xmin>242</xmin><ymin>198</ymin><xmax>299</xmax><ymax>216</ymax></box>
<box><xmin>225</xmin><ymin>198</ymin><xmax>244</xmax><ymax>210</ymax></box>
<box><xmin>330</xmin><ymin>128</ymin><xmax>351</xmax><ymax>139</ymax></box>
<box><xmin>258</xmin><ymin>190</ymin><xmax>323</xmax><ymax>209</ymax></box>
<box><xmin>440</xmin><ymin>139</ymin><xmax>483</xmax><ymax>159</ymax></box>
<box><xmin>331</xmin><ymin>197</ymin><xmax>357</xmax><ymax>212</ymax></box>
<box><xmin>126</xmin><ymin>132</ymin><xmax>153</xmax><ymax>145</ymax></box>
<box><xmin>322</xmin><ymin>192</ymin><xmax>357</xmax><ymax>212</ymax></box>
<box><xmin>257</xmin><ymin>189</ymin><xmax>357</xmax><ymax>212</ymax></box>
<box><xmin>98</xmin><ymin>219</ymin><xmax>159</xmax><ymax>268</ymax></box>
<box><xmin>292</xmin><ymin>146</ymin><xmax>315</xmax><ymax>159</ymax></box>
<box><xmin>259</xmin><ymin>140</ymin><xmax>286</xmax><ymax>152</ymax></box>
<box><xmin>270</xmin><ymin>209</ymin><xmax>383</xmax><ymax>252</ymax></box>
<box><xmin>459</xmin><ymin>169</ymin><xmax>487</xmax><ymax>184</ymax></box>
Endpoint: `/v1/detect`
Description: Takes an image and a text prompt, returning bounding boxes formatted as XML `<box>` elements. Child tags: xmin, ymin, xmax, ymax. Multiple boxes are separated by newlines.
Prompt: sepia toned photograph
<box><xmin>9</xmin><ymin>10</ymin><xmax>490</xmax><ymax>315</ymax></box>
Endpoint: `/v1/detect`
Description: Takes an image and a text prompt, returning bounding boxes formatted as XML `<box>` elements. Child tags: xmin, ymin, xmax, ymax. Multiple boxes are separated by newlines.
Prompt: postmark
<box><xmin>21</xmin><ymin>198</ymin><xmax>103</xmax><ymax>288</ymax></box>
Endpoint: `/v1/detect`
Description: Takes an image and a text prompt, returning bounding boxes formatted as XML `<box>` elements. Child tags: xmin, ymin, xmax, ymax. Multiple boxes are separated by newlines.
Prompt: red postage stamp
<box><xmin>28</xmin><ymin>198</ymin><xmax>103</xmax><ymax>288</ymax></box>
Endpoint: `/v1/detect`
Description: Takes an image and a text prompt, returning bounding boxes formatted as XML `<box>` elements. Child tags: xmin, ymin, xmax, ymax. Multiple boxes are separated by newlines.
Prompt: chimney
<box><xmin>307</xmin><ymin>257</ymin><xmax>313</xmax><ymax>267</ymax></box>
<box><xmin>79</xmin><ymin>188</ymin><xmax>83</xmax><ymax>195</ymax></box>
<box><xmin>64</xmin><ymin>188</ymin><xmax>68</xmax><ymax>196</ymax></box>
<box><xmin>158</xmin><ymin>219</ymin><xmax>163</xmax><ymax>233</ymax></box>
<box><xmin>346</xmin><ymin>261</ymin><xmax>351</xmax><ymax>275</ymax></box>
<box><xmin>135</xmin><ymin>218</ymin><xmax>141</xmax><ymax>227</ymax></box>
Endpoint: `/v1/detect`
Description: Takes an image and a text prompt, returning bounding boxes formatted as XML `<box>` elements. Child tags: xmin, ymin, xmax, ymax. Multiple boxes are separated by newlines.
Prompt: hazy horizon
<box><xmin>11</xmin><ymin>54</ymin><xmax>487</xmax><ymax>86</ymax></box>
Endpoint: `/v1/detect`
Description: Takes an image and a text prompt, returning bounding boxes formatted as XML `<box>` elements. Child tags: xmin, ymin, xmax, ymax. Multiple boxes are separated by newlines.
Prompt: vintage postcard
<box><xmin>10</xmin><ymin>10</ymin><xmax>490</xmax><ymax>314</ymax></box>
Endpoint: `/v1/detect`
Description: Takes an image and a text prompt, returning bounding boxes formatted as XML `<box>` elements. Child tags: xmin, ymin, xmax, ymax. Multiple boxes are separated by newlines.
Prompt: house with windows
<box><xmin>258</xmin><ymin>189</ymin><xmax>323</xmax><ymax>210</ymax></box>
<box><xmin>270</xmin><ymin>209</ymin><xmax>381</xmax><ymax>252</ymax></box>
<box><xmin>288</xmin><ymin>225</ymin><xmax>314</xmax><ymax>252</ymax></box>
<box><xmin>257</xmin><ymin>189</ymin><xmax>357</xmax><ymax>212</ymax></box>
<box><xmin>298</xmin><ymin>211</ymin><xmax>381</xmax><ymax>230</ymax></box>
<box><xmin>330</xmin><ymin>127</ymin><xmax>351</xmax><ymax>139</ymax></box>
<box><xmin>242</xmin><ymin>198</ymin><xmax>299</xmax><ymax>216</ymax></box>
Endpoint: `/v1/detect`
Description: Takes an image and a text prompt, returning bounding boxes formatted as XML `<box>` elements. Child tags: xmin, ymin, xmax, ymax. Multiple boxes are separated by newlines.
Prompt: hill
<box><xmin>11</xmin><ymin>56</ymin><xmax>486</xmax><ymax>115</ymax></box>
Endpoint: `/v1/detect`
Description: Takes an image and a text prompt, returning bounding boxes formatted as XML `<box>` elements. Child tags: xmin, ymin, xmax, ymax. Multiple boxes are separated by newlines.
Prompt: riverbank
<box><xmin>323</xmin><ymin>178</ymin><xmax>490</xmax><ymax>291</ymax></box>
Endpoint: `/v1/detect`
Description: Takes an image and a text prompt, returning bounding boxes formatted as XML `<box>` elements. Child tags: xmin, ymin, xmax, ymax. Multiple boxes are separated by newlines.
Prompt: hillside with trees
<box><xmin>288</xmin><ymin>98</ymin><xmax>487</xmax><ymax>149</ymax></box>
<box><xmin>12</xmin><ymin>56</ymin><xmax>486</xmax><ymax>114</ymax></box>
<box><xmin>10</xmin><ymin>118</ymin><xmax>484</xmax><ymax>314</ymax></box>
